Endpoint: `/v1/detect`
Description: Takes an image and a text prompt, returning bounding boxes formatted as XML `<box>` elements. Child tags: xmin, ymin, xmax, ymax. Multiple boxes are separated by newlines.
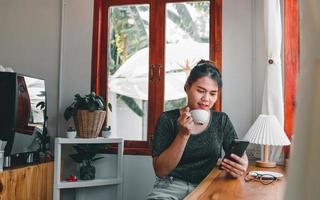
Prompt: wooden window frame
<box><xmin>91</xmin><ymin>0</ymin><xmax>222</xmax><ymax>155</ymax></box>
<box><xmin>91</xmin><ymin>0</ymin><xmax>298</xmax><ymax>156</ymax></box>
<box><xmin>284</xmin><ymin>0</ymin><xmax>299</xmax><ymax>157</ymax></box>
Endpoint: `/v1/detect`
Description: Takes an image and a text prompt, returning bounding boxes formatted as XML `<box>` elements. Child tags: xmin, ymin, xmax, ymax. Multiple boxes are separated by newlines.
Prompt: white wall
<box><xmin>223</xmin><ymin>0</ymin><xmax>265</xmax><ymax>159</ymax></box>
<box><xmin>0</xmin><ymin>0</ymin><xmax>61</xmax><ymax>139</ymax></box>
<box><xmin>222</xmin><ymin>0</ymin><xmax>255</xmax><ymax>138</ymax></box>
<box><xmin>0</xmin><ymin>0</ymin><xmax>264</xmax><ymax>199</ymax></box>
<box><xmin>58</xmin><ymin>0</ymin><xmax>93</xmax><ymax>136</ymax></box>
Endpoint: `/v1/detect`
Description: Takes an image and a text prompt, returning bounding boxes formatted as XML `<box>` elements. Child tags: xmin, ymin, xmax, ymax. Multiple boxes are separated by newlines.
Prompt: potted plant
<box><xmin>66</xmin><ymin>127</ymin><xmax>77</xmax><ymax>138</ymax></box>
<box><xmin>64</xmin><ymin>92</ymin><xmax>108</xmax><ymax>138</ymax></box>
<box><xmin>101</xmin><ymin>126</ymin><xmax>112</xmax><ymax>138</ymax></box>
<box><xmin>70</xmin><ymin>144</ymin><xmax>107</xmax><ymax>180</ymax></box>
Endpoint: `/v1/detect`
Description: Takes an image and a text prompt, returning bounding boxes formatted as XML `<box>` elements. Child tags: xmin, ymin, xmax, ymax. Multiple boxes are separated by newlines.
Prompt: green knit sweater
<box><xmin>152</xmin><ymin>109</ymin><xmax>238</xmax><ymax>184</ymax></box>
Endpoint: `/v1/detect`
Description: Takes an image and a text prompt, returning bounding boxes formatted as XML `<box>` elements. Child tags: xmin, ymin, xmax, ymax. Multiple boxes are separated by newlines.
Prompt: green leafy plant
<box><xmin>34</xmin><ymin>101</ymin><xmax>52</xmax><ymax>161</ymax></box>
<box><xmin>69</xmin><ymin>144</ymin><xmax>108</xmax><ymax>166</ymax></box>
<box><xmin>64</xmin><ymin>92</ymin><xmax>112</xmax><ymax>121</ymax></box>
<box><xmin>67</xmin><ymin>126</ymin><xmax>76</xmax><ymax>132</ymax></box>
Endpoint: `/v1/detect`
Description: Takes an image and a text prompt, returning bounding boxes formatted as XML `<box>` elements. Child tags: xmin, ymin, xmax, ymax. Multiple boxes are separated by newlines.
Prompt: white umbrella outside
<box><xmin>109</xmin><ymin>71</ymin><xmax>186</xmax><ymax>101</ymax></box>
<box><xmin>109</xmin><ymin>41</ymin><xmax>209</xmax><ymax>100</ymax></box>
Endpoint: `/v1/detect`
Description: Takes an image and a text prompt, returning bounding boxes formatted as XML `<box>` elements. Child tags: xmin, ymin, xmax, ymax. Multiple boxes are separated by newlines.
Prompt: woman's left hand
<box><xmin>220</xmin><ymin>153</ymin><xmax>248</xmax><ymax>178</ymax></box>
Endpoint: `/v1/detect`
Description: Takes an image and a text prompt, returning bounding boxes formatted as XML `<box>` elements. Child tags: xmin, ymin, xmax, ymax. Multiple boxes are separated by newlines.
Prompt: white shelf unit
<box><xmin>53</xmin><ymin>137</ymin><xmax>124</xmax><ymax>200</ymax></box>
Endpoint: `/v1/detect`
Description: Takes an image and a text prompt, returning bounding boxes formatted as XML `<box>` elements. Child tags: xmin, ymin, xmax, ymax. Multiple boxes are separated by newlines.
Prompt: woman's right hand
<box><xmin>178</xmin><ymin>107</ymin><xmax>194</xmax><ymax>136</ymax></box>
<box><xmin>153</xmin><ymin>107</ymin><xmax>194</xmax><ymax>177</ymax></box>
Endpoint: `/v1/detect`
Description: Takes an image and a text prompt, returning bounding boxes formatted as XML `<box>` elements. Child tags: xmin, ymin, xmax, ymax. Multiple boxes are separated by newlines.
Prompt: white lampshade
<box><xmin>244</xmin><ymin>114</ymin><xmax>291</xmax><ymax>168</ymax></box>
<box><xmin>243</xmin><ymin>114</ymin><xmax>291</xmax><ymax>146</ymax></box>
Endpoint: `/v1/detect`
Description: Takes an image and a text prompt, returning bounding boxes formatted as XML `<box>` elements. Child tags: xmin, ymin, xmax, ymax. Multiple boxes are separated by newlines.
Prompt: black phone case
<box><xmin>219</xmin><ymin>140</ymin><xmax>249</xmax><ymax>169</ymax></box>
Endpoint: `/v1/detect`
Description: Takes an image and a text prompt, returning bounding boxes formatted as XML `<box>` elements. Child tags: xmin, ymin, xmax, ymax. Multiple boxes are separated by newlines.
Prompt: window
<box><xmin>91</xmin><ymin>0</ymin><xmax>222</xmax><ymax>155</ymax></box>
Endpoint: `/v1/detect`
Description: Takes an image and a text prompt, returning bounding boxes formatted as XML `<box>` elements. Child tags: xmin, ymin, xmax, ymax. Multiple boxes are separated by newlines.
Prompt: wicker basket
<box><xmin>74</xmin><ymin>110</ymin><xmax>106</xmax><ymax>138</ymax></box>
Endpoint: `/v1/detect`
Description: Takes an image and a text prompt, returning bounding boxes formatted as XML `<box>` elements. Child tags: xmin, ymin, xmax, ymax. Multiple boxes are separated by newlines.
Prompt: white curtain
<box><xmin>261</xmin><ymin>0</ymin><xmax>284</xmax><ymax>163</ymax></box>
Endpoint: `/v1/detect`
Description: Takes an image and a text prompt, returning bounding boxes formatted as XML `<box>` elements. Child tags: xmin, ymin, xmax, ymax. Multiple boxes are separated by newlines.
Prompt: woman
<box><xmin>146</xmin><ymin>60</ymin><xmax>248</xmax><ymax>200</ymax></box>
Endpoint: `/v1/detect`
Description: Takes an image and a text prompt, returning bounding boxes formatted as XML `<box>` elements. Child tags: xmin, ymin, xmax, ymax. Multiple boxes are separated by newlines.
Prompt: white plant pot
<box><xmin>102</xmin><ymin>130</ymin><xmax>111</xmax><ymax>138</ymax></box>
<box><xmin>66</xmin><ymin>131</ymin><xmax>77</xmax><ymax>138</ymax></box>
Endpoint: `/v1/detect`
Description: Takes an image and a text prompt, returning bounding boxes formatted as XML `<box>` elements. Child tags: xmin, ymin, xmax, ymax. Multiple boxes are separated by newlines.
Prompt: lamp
<box><xmin>243</xmin><ymin>114</ymin><xmax>291</xmax><ymax>168</ymax></box>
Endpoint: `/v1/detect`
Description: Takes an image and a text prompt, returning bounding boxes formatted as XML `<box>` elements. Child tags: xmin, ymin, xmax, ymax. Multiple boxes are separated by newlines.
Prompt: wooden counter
<box><xmin>185</xmin><ymin>165</ymin><xmax>287</xmax><ymax>200</ymax></box>
<box><xmin>0</xmin><ymin>162</ymin><xmax>53</xmax><ymax>200</ymax></box>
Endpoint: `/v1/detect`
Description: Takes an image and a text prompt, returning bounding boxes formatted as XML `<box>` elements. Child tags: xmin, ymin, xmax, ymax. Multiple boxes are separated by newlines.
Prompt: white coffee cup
<box><xmin>190</xmin><ymin>109</ymin><xmax>209</xmax><ymax>125</ymax></box>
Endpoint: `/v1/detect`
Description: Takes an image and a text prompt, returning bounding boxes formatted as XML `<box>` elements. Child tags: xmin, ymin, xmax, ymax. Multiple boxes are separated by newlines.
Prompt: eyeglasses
<box><xmin>244</xmin><ymin>172</ymin><xmax>278</xmax><ymax>185</ymax></box>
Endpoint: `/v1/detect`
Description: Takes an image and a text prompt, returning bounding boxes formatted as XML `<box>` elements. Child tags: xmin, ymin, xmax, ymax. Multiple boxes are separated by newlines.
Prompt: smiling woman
<box><xmin>91</xmin><ymin>0</ymin><xmax>222</xmax><ymax>155</ymax></box>
<box><xmin>146</xmin><ymin>60</ymin><xmax>248</xmax><ymax>199</ymax></box>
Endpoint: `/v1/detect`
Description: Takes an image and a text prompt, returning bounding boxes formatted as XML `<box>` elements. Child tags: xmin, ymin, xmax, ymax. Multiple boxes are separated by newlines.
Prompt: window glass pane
<box><xmin>107</xmin><ymin>5</ymin><xmax>149</xmax><ymax>141</ymax></box>
<box><xmin>164</xmin><ymin>2</ymin><xmax>210</xmax><ymax>111</ymax></box>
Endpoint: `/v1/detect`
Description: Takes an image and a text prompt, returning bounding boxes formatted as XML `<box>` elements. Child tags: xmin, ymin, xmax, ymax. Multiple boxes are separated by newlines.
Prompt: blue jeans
<box><xmin>145</xmin><ymin>176</ymin><xmax>198</xmax><ymax>200</ymax></box>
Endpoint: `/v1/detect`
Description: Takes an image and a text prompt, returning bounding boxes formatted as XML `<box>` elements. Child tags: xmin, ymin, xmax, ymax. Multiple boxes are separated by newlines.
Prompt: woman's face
<box><xmin>186</xmin><ymin>76</ymin><xmax>219</xmax><ymax>110</ymax></box>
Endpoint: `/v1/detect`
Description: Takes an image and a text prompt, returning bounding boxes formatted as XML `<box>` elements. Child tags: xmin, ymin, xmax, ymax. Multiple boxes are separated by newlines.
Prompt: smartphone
<box><xmin>219</xmin><ymin>140</ymin><xmax>249</xmax><ymax>169</ymax></box>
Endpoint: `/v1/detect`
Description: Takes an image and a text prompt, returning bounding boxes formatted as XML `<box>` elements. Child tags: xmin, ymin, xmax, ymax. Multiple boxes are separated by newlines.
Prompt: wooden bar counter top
<box><xmin>185</xmin><ymin>165</ymin><xmax>287</xmax><ymax>200</ymax></box>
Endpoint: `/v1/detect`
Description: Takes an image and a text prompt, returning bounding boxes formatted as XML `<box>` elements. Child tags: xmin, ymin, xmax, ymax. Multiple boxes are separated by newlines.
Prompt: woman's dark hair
<box><xmin>184</xmin><ymin>60</ymin><xmax>222</xmax><ymax>90</ymax></box>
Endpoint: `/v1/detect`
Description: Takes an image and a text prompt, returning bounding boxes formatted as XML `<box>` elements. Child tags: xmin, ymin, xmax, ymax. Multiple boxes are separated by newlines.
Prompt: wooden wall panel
<box><xmin>0</xmin><ymin>162</ymin><xmax>53</xmax><ymax>200</ymax></box>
